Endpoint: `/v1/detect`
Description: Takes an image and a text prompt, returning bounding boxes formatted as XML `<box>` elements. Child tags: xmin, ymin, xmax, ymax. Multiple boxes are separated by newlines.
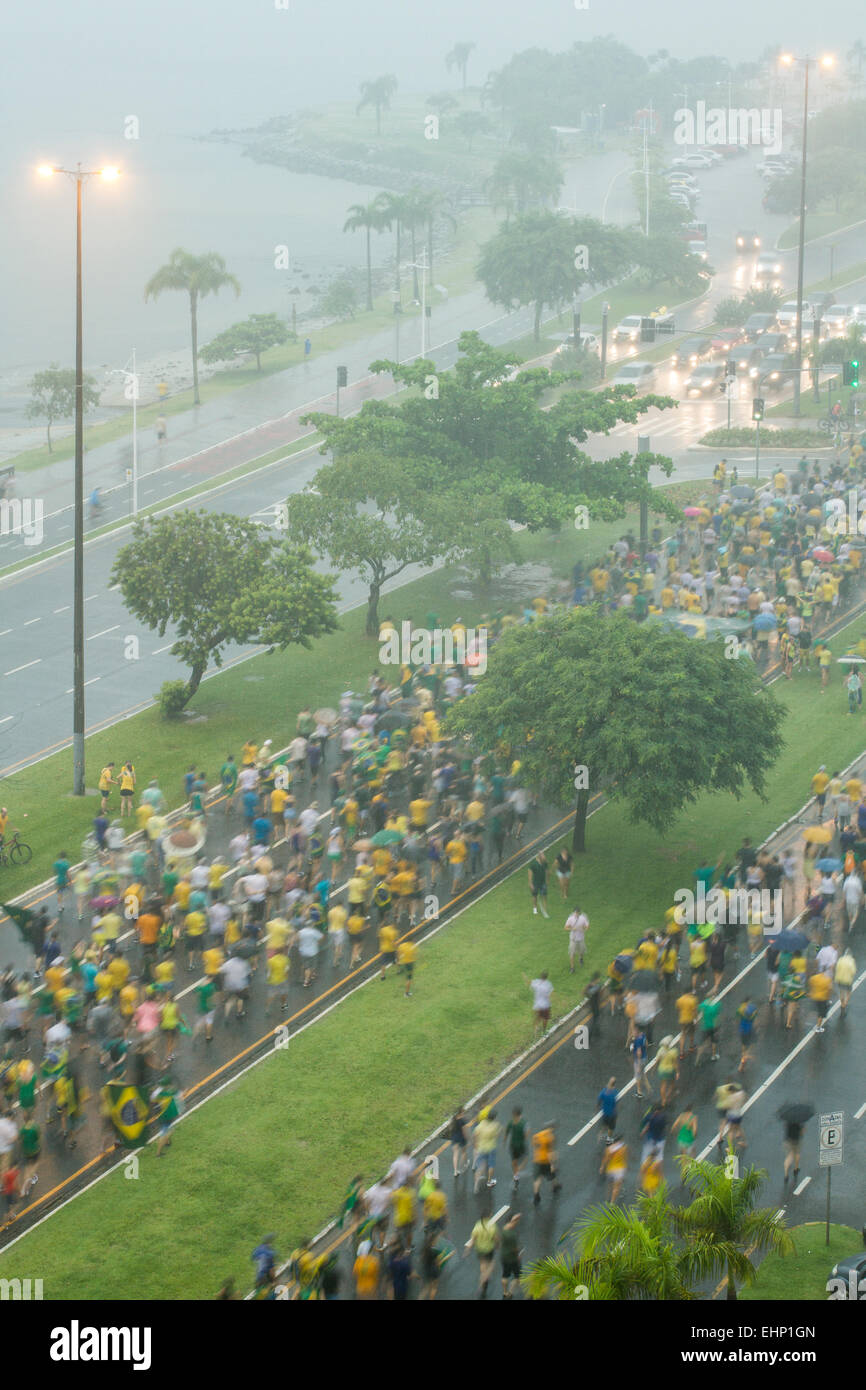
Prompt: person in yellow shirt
<box><xmin>203</xmin><ymin>944</ymin><xmax>225</xmax><ymax>980</ymax></box>
<box><xmin>348</xmin><ymin>910</ymin><xmax>367</xmax><ymax>967</ymax></box>
<box><xmin>94</xmin><ymin>968</ymin><xmax>115</xmax><ymax>1002</ymax></box>
<box><xmin>93</xmin><ymin>910</ymin><xmax>122</xmax><ymax>948</ymax></box>
<box><xmin>265</xmin><ymin>916</ymin><xmax>290</xmax><ymax>957</ymax></box>
<box><xmin>172</xmin><ymin>879</ymin><xmax>192</xmax><ymax>913</ymax></box>
<box><xmin>372</xmin><ymin>846</ymin><xmax>393</xmax><ymax>878</ymax></box>
<box><xmin>811</xmin><ymin>765</ymin><xmax>830</xmax><ymax>819</ymax></box>
<box><xmin>634</xmin><ymin>937</ymin><xmax>659</xmax><ymax>970</ymax></box>
<box><xmin>135</xmin><ymin>801</ymin><xmax>154</xmax><ymax>833</ymax></box>
<box><xmin>154</xmin><ymin>958</ymin><xmax>175</xmax><ymax>993</ymax></box>
<box><xmin>445</xmin><ymin>833</ymin><xmax>467</xmax><ymax>893</ymax></box>
<box><xmin>378</xmin><ymin>921</ymin><xmax>398</xmax><ymax>978</ymax></box>
<box><xmin>208</xmin><ymin>860</ymin><xmax>229</xmax><ymax>894</ymax></box>
<box><xmin>808</xmin><ymin>970</ymin><xmax>832</xmax><ymax>1032</ymax></box>
<box><xmin>266</xmin><ymin>949</ymin><xmax>290</xmax><ymax>1014</ymax></box>
<box><xmin>422</xmin><ymin>710</ymin><xmax>440</xmax><ymax>743</ymax></box>
<box><xmin>391</xmin><ymin>1183</ymin><xmax>416</xmax><ymax>1237</ymax></box>
<box><xmin>118</xmin><ymin>761</ymin><xmax>136</xmax><ymax>819</ymax></box>
<box><xmin>107</xmin><ymin>952</ymin><xmax>130</xmax><ymax>992</ymax></box>
<box><xmin>409</xmin><ymin>796</ymin><xmax>432</xmax><ymax>829</ymax></box>
<box><xmin>465</xmin><ymin>797</ymin><xmax>485</xmax><ymax>824</ymax></box>
<box><xmin>391</xmin><ymin>866</ymin><xmax>416</xmax><ymax>926</ymax></box>
<box><xmin>119</xmin><ymin>981</ymin><xmax>139</xmax><ymax>1019</ymax></box>
<box><xmin>316</xmin><ymin>898</ymin><xmax>342</xmax><ymax>959</ymax></box>
<box><xmin>676</xmin><ymin>989</ymin><xmax>699</xmax><ymax>1057</ymax></box>
<box><xmin>241</xmin><ymin>739</ymin><xmax>258</xmax><ymax>768</ymax></box>
<box><xmin>660</xmin><ymin>585</ymin><xmax>675</xmax><ymax>610</ymax></box>
<box><xmin>184</xmin><ymin>909</ymin><xmax>207</xmax><ymax>970</ymax></box>
<box><xmin>270</xmin><ymin>785</ymin><xmax>289</xmax><ymax>828</ymax></box>
<box><xmin>98</xmin><ymin>762</ymin><xmax>116</xmax><ymax>813</ymax></box>
<box><xmin>396</xmin><ymin>939</ymin><xmax>417</xmax><ymax>996</ymax></box>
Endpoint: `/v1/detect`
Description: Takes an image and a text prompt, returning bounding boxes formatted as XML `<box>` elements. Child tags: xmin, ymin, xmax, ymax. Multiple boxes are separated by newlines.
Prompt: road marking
<box><xmin>4</xmin><ymin>660</ymin><xmax>40</xmax><ymax>676</ymax></box>
<box><xmin>64</xmin><ymin>677</ymin><xmax>100</xmax><ymax>693</ymax></box>
<box><xmin>53</xmin><ymin>605</ymin><xmax>70</xmax><ymax>614</ymax></box>
<box><xmin>22</xmin><ymin>618</ymin><xmax>40</xmax><ymax>626</ymax></box>
<box><xmin>793</xmin><ymin>1175</ymin><xmax>811</xmax><ymax>1195</ymax></box>
<box><xmin>0</xmin><ymin>715</ymin><xmax>12</xmax><ymax>724</ymax></box>
<box><xmin>855</xmin><ymin>1100</ymin><xmax>866</xmax><ymax>1120</ymax></box>
<box><xmin>152</xmin><ymin>643</ymin><xmax>174</xmax><ymax>655</ymax></box>
<box><xmin>85</xmin><ymin>594</ymin><xmax>97</xmax><ymax>601</ymax></box>
<box><xmin>108</xmin><ymin>583</ymin><xmax>120</xmax><ymax>591</ymax></box>
<box><xmin>87</xmin><ymin>625</ymin><xmax>119</xmax><ymax>641</ymax></box>
<box><xmin>0</xmin><ymin>629</ymin><xmax>10</xmax><ymax>636</ymax></box>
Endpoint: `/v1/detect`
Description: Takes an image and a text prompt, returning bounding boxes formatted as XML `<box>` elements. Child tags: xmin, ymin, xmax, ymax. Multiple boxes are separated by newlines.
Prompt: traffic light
<box><xmin>752</xmin><ymin>398</ymin><xmax>765</xmax><ymax>420</ymax></box>
<box><xmin>726</xmin><ymin>359</ymin><xmax>737</xmax><ymax>377</ymax></box>
<box><xmin>640</xmin><ymin>322</ymin><xmax>656</xmax><ymax>343</ymax></box>
<box><xmin>337</xmin><ymin>365</ymin><xmax>348</xmax><ymax>388</ymax></box>
<box><xmin>843</xmin><ymin>359</ymin><xmax>860</xmax><ymax>387</ymax></box>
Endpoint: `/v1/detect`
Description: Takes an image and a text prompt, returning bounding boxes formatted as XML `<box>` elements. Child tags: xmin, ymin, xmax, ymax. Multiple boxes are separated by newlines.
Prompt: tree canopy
<box><xmin>26</xmin><ymin>364</ymin><xmax>100</xmax><ymax>452</ymax></box>
<box><xmin>447</xmin><ymin>607</ymin><xmax>786</xmax><ymax>850</ymax></box>
<box><xmin>111</xmin><ymin>511</ymin><xmax>339</xmax><ymax>710</ymax></box>
<box><xmin>198</xmin><ymin>313</ymin><xmax>290</xmax><ymax>371</ymax></box>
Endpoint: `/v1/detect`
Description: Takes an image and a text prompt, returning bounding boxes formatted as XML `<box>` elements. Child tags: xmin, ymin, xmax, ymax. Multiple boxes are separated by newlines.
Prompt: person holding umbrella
<box><xmin>778</xmin><ymin>1102</ymin><xmax>813</xmax><ymax>1186</ymax></box>
<box><xmin>846</xmin><ymin>667</ymin><xmax>862</xmax><ymax>715</ymax></box>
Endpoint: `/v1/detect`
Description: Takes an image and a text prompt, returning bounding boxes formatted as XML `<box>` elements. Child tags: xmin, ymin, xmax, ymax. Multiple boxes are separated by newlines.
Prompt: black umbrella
<box><xmin>776</xmin><ymin>1101</ymin><xmax>815</xmax><ymax>1126</ymax></box>
<box><xmin>232</xmin><ymin>939</ymin><xmax>259</xmax><ymax>959</ymax></box>
<box><xmin>731</xmin><ymin>485</ymin><xmax>755</xmax><ymax>499</ymax></box>
<box><xmin>630</xmin><ymin>969</ymin><xmax>659</xmax><ymax>992</ymax></box>
<box><xmin>377</xmin><ymin>710</ymin><xmax>411</xmax><ymax>731</ymax></box>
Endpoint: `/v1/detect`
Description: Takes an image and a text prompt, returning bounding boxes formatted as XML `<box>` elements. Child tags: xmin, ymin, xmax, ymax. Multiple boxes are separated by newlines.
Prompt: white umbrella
<box><xmin>837</xmin><ymin>656</ymin><xmax>866</xmax><ymax>665</ymax></box>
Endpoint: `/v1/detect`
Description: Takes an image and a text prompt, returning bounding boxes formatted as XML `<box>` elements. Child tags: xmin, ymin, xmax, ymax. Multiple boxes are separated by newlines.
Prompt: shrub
<box><xmin>156</xmin><ymin>679</ymin><xmax>190</xmax><ymax>719</ymax></box>
<box><xmin>699</xmin><ymin>426</ymin><xmax>822</xmax><ymax>447</ymax></box>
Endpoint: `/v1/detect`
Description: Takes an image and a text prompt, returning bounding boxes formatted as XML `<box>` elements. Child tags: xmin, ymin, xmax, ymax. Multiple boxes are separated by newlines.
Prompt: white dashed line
<box><xmin>793</xmin><ymin>1175</ymin><xmax>812</xmax><ymax>1195</ymax></box>
<box><xmin>54</xmin><ymin>606</ymin><xmax>71</xmax><ymax>614</ymax></box>
<box><xmin>0</xmin><ymin>629</ymin><xmax>10</xmax><ymax>637</ymax></box>
<box><xmin>152</xmin><ymin>644</ymin><xmax>174</xmax><ymax>655</ymax></box>
<box><xmin>0</xmin><ymin>715</ymin><xmax>12</xmax><ymax>725</ymax></box>
<box><xmin>464</xmin><ymin>1203</ymin><xmax>509</xmax><ymax>1246</ymax></box>
<box><xmin>855</xmin><ymin>1100</ymin><xmax>866</xmax><ymax>1120</ymax></box>
<box><xmin>64</xmin><ymin>677</ymin><xmax>100</xmax><ymax>693</ymax></box>
<box><xmin>22</xmin><ymin>618</ymin><xmax>40</xmax><ymax>626</ymax></box>
<box><xmin>87</xmin><ymin>625</ymin><xmax>119</xmax><ymax>641</ymax></box>
<box><xmin>4</xmin><ymin>660</ymin><xmax>40</xmax><ymax>676</ymax></box>
<box><xmin>85</xmin><ymin>594</ymin><xmax>98</xmax><ymax>602</ymax></box>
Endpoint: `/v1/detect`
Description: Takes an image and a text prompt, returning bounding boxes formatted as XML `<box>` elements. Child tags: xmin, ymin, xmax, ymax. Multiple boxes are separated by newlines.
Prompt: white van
<box><xmin>612</xmin><ymin>362</ymin><xmax>657</xmax><ymax>390</ymax></box>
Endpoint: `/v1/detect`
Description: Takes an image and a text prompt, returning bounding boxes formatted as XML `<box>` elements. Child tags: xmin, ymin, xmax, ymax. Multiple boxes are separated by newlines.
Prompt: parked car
<box><xmin>759</xmin><ymin>352</ymin><xmax>794</xmax><ymax>390</ymax></box>
<box><xmin>671</xmin><ymin>336</ymin><xmax>713</xmax><ymax>368</ymax></box>
<box><xmin>710</xmin><ymin>326</ymin><xmax>746</xmax><ymax>353</ymax></box>
<box><xmin>612</xmin><ymin>362</ymin><xmax>658</xmax><ymax>390</ymax></box>
<box><xmin>828</xmin><ymin>1250</ymin><xmax>866</xmax><ymax>1301</ymax></box>
<box><xmin>734</xmin><ymin>345</ymin><xmax>764</xmax><ymax>378</ymax></box>
<box><xmin>757</xmin><ymin>156</ymin><xmax>791</xmax><ymax>176</ymax></box>
<box><xmin>669</xmin><ymin>191</ymin><xmax>694</xmax><ymax>209</ymax></box>
<box><xmin>613</xmin><ymin>315</ymin><xmax>644</xmax><ymax>343</ymax></box>
<box><xmin>684</xmin><ymin>362</ymin><xmax>726</xmax><ymax>395</ymax></box>
<box><xmin>671</xmin><ymin>152</ymin><xmax>715</xmax><ymax>168</ymax></box>
<box><xmin>695</xmin><ymin>148</ymin><xmax>723</xmax><ymax>163</ymax></box>
<box><xmin>736</xmin><ymin>229</ymin><xmax>761</xmax><ymax>252</ymax></box>
<box><xmin>853</xmin><ymin>303</ymin><xmax>866</xmax><ymax>326</ymax></box>
<box><xmin>743</xmin><ymin>313</ymin><xmax>777</xmax><ymax>341</ymax></box>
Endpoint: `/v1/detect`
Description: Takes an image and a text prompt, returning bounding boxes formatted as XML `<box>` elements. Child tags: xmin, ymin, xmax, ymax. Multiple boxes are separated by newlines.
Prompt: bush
<box><xmin>714</xmin><ymin>296</ymin><xmax>746</xmax><ymax>327</ymax></box>
<box><xmin>742</xmin><ymin>287</ymin><xmax>782</xmax><ymax>313</ymax></box>
<box><xmin>699</xmin><ymin>426</ymin><xmax>822</xmax><ymax>447</ymax></box>
<box><xmin>156</xmin><ymin>679</ymin><xmax>190</xmax><ymax>719</ymax></box>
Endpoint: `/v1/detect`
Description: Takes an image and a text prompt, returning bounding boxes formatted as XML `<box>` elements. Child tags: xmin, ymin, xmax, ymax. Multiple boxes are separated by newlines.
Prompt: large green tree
<box><xmin>477</xmin><ymin>212</ymin><xmax>629</xmax><ymax>339</ymax></box>
<box><xmin>448</xmin><ymin>608</ymin><xmax>786</xmax><ymax>850</ymax></box>
<box><xmin>445</xmin><ymin>42</ymin><xmax>475</xmax><ymax>90</ymax></box>
<box><xmin>198</xmin><ymin>313</ymin><xmax>289</xmax><ymax>372</ymax></box>
<box><xmin>111</xmin><ymin>511</ymin><xmax>339</xmax><ymax>710</ymax></box>
<box><xmin>144</xmin><ymin>249</ymin><xmax>241</xmax><ymax>405</ymax></box>
<box><xmin>26</xmin><ymin>364</ymin><xmax>100</xmax><ymax>452</ymax></box>
<box><xmin>485</xmin><ymin>152</ymin><xmax>564</xmax><ymax>220</ymax></box>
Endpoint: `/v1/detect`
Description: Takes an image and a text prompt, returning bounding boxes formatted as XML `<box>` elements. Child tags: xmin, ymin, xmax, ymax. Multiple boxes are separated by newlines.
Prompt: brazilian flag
<box><xmin>102</xmin><ymin>1083</ymin><xmax>151</xmax><ymax>1144</ymax></box>
<box><xmin>0</xmin><ymin>902</ymin><xmax>36</xmax><ymax>947</ymax></box>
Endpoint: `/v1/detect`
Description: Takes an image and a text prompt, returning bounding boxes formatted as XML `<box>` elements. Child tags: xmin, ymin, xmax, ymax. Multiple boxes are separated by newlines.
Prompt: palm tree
<box><xmin>676</xmin><ymin>1158</ymin><xmax>794</xmax><ymax>1301</ymax></box>
<box><xmin>374</xmin><ymin>191</ymin><xmax>408</xmax><ymax>304</ymax></box>
<box><xmin>409</xmin><ymin>189</ymin><xmax>457</xmax><ymax>289</ymax></box>
<box><xmin>343</xmin><ymin>199</ymin><xmax>388</xmax><ymax>311</ymax></box>
<box><xmin>144</xmin><ymin>249</ymin><xmax>241</xmax><ymax>405</ymax></box>
<box><xmin>485</xmin><ymin>152</ymin><xmax>564</xmax><ymax>220</ymax></box>
<box><xmin>445</xmin><ymin>42</ymin><xmax>476</xmax><ymax>91</ymax></box>
<box><xmin>848</xmin><ymin>40</ymin><xmax>866</xmax><ymax>82</ymax></box>
<box><xmin>525</xmin><ymin>1190</ymin><xmax>703</xmax><ymax>1301</ymax></box>
<box><xmin>356</xmin><ymin>75</ymin><xmax>398</xmax><ymax>135</ymax></box>
<box><xmin>399</xmin><ymin>189</ymin><xmax>432</xmax><ymax>301</ymax></box>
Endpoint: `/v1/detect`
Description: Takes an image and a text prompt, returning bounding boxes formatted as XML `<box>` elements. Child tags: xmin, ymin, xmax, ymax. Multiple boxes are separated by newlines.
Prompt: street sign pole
<box><xmin>819</xmin><ymin>1111</ymin><xmax>844</xmax><ymax>1244</ymax></box>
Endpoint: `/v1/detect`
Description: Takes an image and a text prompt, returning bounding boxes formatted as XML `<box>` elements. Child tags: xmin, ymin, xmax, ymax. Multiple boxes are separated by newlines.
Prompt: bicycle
<box><xmin>0</xmin><ymin>831</ymin><xmax>33</xmax><ymax>866</ymax></box>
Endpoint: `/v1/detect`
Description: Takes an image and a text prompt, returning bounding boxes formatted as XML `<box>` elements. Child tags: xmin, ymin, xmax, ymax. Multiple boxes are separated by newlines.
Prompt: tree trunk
<box><xmin>365</xmin><ymin>225</ymin><xmax>373</xmax><ymax>310</ymax></box>
<box><xmin>534</xmin><ymin>299</ymin><xmax>543</xmax><ymax>341</ymax></box>
<box><xmin>190</xmin><ymin>289</ymin><xmax>200</xmax><ymax>405</ymax></box>
<box><xmin>184</xmin><ymin>659</ymin><xmax>208</xmax><ymax>704</ymax></box>
<box><xmin>255</xmin><ymin>350</ymin><xmax>262</xmax><ymax>371</ymax></box>
<box><xmin>365</xmin><ymin>581</ymin><xmax>381</xmax><ymax>637</ymax></box>
<box><xmin>477</xmin><ymin>545</ymin><xmax>493</xmax><ymax>593</ymax></box>
<box><xmin>46</xmin><ymin>420</ymin><xmax>52</xmax><ymax>453</ymax></box>
<box><xmin>726</xmin><ymin>1273</ymin><xmax>737</xmax><ymax>1301</ymax></box>
<box><xmin>572</xmin><ymin>787</ymin><xmax>589</xmax><ymax>853</ymax></box>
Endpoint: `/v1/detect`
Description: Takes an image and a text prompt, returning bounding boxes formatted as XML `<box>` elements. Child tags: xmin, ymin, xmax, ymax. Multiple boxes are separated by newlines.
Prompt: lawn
<box><xmin>740</xmin><ymin>1223</ymin><xmax>862</xmax><ymax>1300</ymax></box>
<box><xmin>4</xmin><ymin>592</ymin><xmax>866</xmax><ymax>1298</ymax></box>
<box><xmin>778</xmin><ymin>211</ymin><xmax>866</xmax><ymax>251</ymax></box>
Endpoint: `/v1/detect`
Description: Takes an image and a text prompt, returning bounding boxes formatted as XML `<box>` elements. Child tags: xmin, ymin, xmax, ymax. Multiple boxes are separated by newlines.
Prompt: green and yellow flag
<box><xmin>102</xmin><ymin>1083</ymin><xmax>151</xmax><ymax>1145</ymax></box>
<box><xmin>0</xmin><ymin>902</ymin><xmax>36</xmax><ymax>947</ymax></box>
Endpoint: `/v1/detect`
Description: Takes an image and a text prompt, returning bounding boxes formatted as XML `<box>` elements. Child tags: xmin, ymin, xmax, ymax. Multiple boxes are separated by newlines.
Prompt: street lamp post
<box><xmin>780</xmin><ymin>53</ymin><xmax>834</xmax><ymax>416</ymax></box>
<box><xmin>600</xmin><ymin>303</ymin><xmax>610</xmax><ymax>380</ymax></box>
<box><xmin>38</xmin><ymin>162</ymin><xmax>119</xmax><ymax>796</ymax></box>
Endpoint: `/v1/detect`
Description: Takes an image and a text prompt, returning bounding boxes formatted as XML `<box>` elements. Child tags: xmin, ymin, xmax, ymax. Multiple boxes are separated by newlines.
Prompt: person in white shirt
<box><xmin>220</xmin><ymin>954</ymin><xmax>251</xmax><ymax>1018</ymax></box>
<box><xmin>45</xmin><ymin>1017</ymin><xmax>72</xmax><ymax>1050</ymax></box>
<box><xmin>565</xmin><ymin>910</ymin><xmax>589</xmax><ymax>973</ymax></box>
<box><xmin>296</xmin><ymin>924</ymin><xmax>323</xmax><ymax>987</ymax></box>
<box><xmin>299</xmin><ymin>805</ymin><xmax>320</xmax><ymax>839</ymax></box>
<box><xmin>190</xmin><ymin>859</ymin><xmax>210</xmax><ymax>892</ymax></box>
<box><xmin>207</xmin><ymin>900</ymin><xmax>230</xmax><ymax>941</ymax></box>
<box><xmin>387</xmin><ymin>1149</ymin><xmax>415</xmax><ymax>1188</ymax></box>
<box><xmin>0</xmin><ymin>1112</ymin><xmax>18</xmax><ymax>1175</ymax></box>
<box><xmin>237</xmin><ymin>766</ymin><xmax>259</xmax><ymax>793</ymax></box>
<box><xmin>816</xmin><ymin>942</ymin><xmax>838</xmax><ymax>975</ymax></box>
<box><xmin>842</xmin><ymin>871</ymin><xmax>864</xmax><ymax>931</ymax></box>
<box><xmin>229</xmin><ymin>830</ymin><xmax>250</xmax><ymax>864</ymax></box>
<box><xmin>526</xmin><ymin>971</ymin><xmax>553</xmax><ymax>1037</ymax></box>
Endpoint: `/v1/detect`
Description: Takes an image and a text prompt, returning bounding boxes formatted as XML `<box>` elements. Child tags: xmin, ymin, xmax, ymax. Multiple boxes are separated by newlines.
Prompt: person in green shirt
<box><xmin>152</xmin><ymin>1077</ymin><xmax>182</xmax><ymax>1156</ymax></box>
<box><xmin>162</xmin><ymin>867</ymin><xmax>179</xmax><ymax>901</ymax></box>
<box><xmin>53</xmin><ymin>853</ymin><xmax>71</xmax><ymax>916</ymax></box>
<box><xmin>219</xmin><ymin>756</ymin><xmax>238</xmax><ymax>816</ymax></box>
<box><xmin>193</xmin><ymin>979</ymin><xmax>217</xmax><ymax>1042</ymax></box>
<box><xmin>696</xmin><ymin>996</ymin><xmax>721</xmax><ymax>1063</ymax></box>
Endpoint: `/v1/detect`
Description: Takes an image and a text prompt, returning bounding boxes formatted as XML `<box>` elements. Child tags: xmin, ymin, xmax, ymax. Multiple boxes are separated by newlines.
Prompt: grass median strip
<box><xmin>3</xmin><ymin>608</ymin><xmax>866</xmax><ymax>1297</ymax></box>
